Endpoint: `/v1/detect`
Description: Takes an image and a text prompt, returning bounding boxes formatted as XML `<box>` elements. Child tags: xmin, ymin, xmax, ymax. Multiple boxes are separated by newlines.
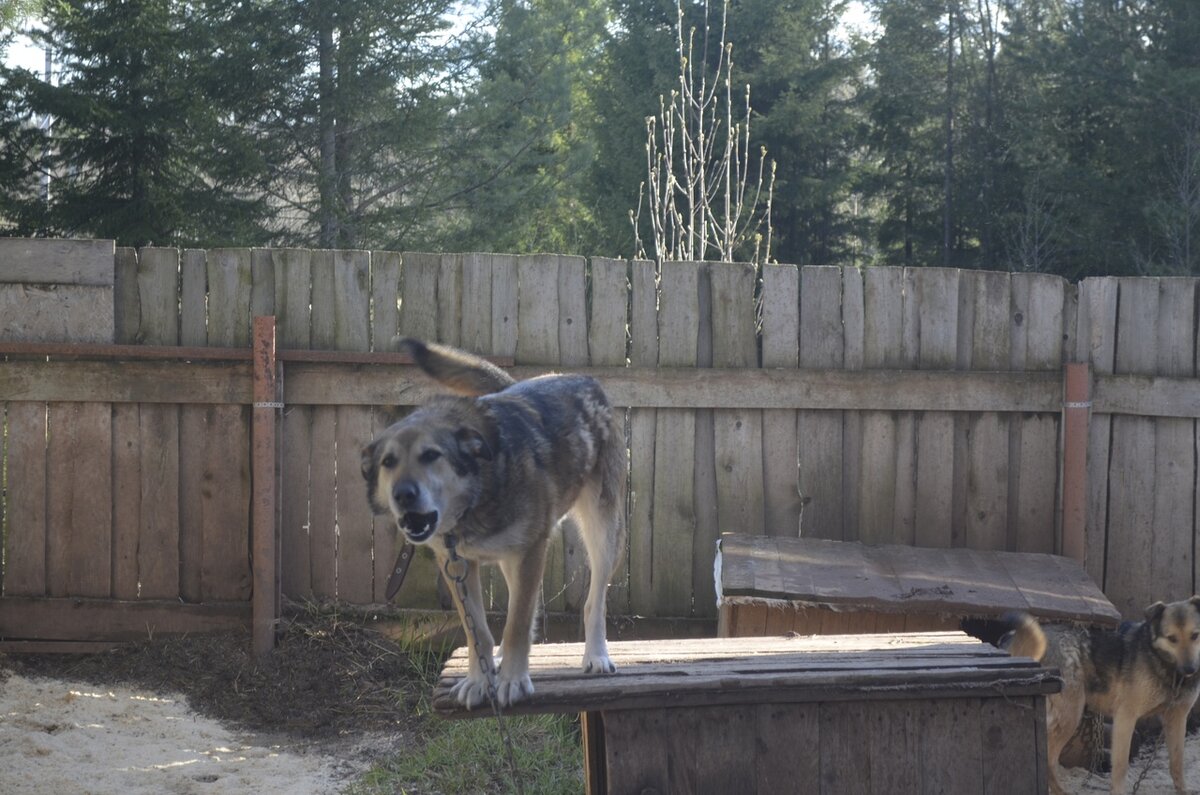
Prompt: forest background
<box><xmin>1</xmin><ymin>0</ymin><xmax>1197</xmax><ymax>280</ymax></box>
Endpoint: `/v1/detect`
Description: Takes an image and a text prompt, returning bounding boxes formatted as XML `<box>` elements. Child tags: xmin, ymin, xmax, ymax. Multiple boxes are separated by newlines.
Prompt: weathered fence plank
<box><xmin>761</xmin><ymin>264</ymin><xmax>800</xmax><ymax>539</ymax></box>
<box><xmin>1153</xmin><ymin>279</ymin><xmax>1195</xmax><ymax>603</ymax></box>
<box><xmin>710</xmin><ymin>261</ymin><xmax>763</xmax><ymax>617</ymax></box>
<box><xmin>859</xmin><ymin>267</ymin><xmax>905</xmax><ymax>545</ymax></box>
<box><xmin>798</xmin><ymin>266</ymin><xmax>845</xmax><ymax>540</ymax></box>
<box><xmin>912</xmin><ymin>268</ymin><xmax>960</xmax><ymax>549</ymax></box>
<box><xmin>627</xmin><ymin>259</ymin><xmax>659</xmax><ymax>615</ymax></box>
<box><xmin>653</xmin><ymin>260</ymin><xmax>699</xmax><ymax>616</ymax></box>
<box><xmin>1106</xmin><ymin>278</ymin><xmax>1160</xmax><ymax>617</ymax></box>
<box><xmin>3</xmin><ymin>403</ymin><xmax>48</xmax><ymax>595</ymax></box>
<box><xmin>589</xmin><ymin>257</ymin><xmax>631</xmax><ymax>615</ymax></box>
<box><xmin>1078</xmin><ymin>277</ymin><xmax>1118</xmax><ymax>588</ymax></box>
<box><xmin>964</xmin><ymin>271</ymin><xmax>1011</xmax><ymax>552</ymax></box>
<box><xmin>558</xmin><ymin>255</ymin><xmax>590</xmax><ymax>611</ymax></box>
<box><xmin>273</xmin><ymin>249</ymin><xmax>314</xmax><ymax>600</ymax></box>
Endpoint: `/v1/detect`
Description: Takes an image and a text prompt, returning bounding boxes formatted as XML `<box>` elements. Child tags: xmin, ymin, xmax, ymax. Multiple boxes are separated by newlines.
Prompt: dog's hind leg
<box><xmin>573</xmin><ymin>484</ymin><xmax>623</xmax><ymax>675</ymax></box>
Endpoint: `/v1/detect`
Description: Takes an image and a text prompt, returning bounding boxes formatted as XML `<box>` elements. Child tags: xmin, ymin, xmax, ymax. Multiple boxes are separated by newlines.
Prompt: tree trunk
<box><xmin>317</xmin><ymin>3</ymin><xmax>338</xmax><ymax>248</ymax></box>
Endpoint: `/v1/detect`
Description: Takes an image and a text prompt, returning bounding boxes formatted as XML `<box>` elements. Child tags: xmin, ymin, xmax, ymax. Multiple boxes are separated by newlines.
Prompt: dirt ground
<box><xmin>0</xmin><ymin>613</ymin><xmax>426</xmax><ymax>795</ymax></box>
<box><xmin>5</xmin><ymin>615</ymin><xmax>1200</xmax><ymax>794</ymax></box>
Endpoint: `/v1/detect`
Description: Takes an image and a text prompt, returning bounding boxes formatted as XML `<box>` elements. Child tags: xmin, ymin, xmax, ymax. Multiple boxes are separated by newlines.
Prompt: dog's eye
<box><xmin>381</xmin><ymin>454</ymin><xmax>397</xmax><ymax>469</ymax></box>
<box><xmin>1192</xmin><ymin>632</ymin><xmax>1199</xmax><ymax>642</ymax></box>
<box><xmin>1168</xmin><ymin>634</ymin><xmax>1180</xmax><ymax>644</ymax></box>
<box><xmin>418</xmin><ymin>449</ymin><xmax>442</xmax><ymax>465</ymax></box>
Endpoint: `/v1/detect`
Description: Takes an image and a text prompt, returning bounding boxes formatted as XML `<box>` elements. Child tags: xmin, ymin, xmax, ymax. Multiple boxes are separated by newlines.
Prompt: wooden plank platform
<box><xmin>434</xmin><ymin>633</ymin><xmax>1059</xmax><ymax>794</ymax></box>
<box><xmin>432</xmin><ymin>632</ymin><xmax>1058</xmax><ymax>718</ymax></box>
<box><xmin>717</xmin><ymin>533</ymin><xmax>1121</xmax><ymax>626</ymax></box>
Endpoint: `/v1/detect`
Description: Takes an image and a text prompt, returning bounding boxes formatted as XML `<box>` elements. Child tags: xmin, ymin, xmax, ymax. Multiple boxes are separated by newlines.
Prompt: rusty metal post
<box><xmin>1061</xmin><ymin>362</ymin><xmax>1091</xmax><ymax>564</ymax></box>
<box><xmin>252</xmin><ymin>316</ymin><xmax>280</xmax><ymax>658</ymax></box>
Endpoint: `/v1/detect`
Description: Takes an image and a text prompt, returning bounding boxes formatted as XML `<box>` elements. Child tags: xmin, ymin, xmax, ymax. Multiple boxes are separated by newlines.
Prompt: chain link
<box><xmin>443</xmin><ymin>534</ymin><xmax>525</xmax><ymax>795</ymax></box>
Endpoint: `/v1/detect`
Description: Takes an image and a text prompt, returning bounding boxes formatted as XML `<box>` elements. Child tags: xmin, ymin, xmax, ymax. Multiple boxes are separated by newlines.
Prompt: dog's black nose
<box><xmin>393</xmin><ymin>479</ymin><xmax>420</xmax><ymax>508</ymax></box>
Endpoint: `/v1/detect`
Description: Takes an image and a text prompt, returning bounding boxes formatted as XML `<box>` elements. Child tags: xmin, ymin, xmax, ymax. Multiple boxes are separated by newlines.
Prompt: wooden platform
<box><xmin>435</xmin><ymin>632</ymin><xmax>1060</xmax><ymax>793</ymax></box>
<box><xmin>717</xmin><ymin>534</ymin><xmax>1121</xmax><ymax>638</ymax></box>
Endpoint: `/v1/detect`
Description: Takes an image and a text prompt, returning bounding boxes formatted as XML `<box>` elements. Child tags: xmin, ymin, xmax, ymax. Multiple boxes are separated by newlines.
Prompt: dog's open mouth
<box><xmin>400</xmin><ymin>511</ymin><xmax>438</xmax><ymax>542</ymax></box>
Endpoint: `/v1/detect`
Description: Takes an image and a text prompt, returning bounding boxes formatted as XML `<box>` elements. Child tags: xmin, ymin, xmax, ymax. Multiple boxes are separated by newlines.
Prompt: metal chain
<box><xmin>443</xmin><ymin>534</ymin><xmax>525</xmax><ymax>795</ymax></box>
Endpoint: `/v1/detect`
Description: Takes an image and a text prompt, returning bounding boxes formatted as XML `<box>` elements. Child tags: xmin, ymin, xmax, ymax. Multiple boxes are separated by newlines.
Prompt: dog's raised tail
<box><xmin>398</xmin><ymin>338</ymin><xmax>516</xmax><ymax>396</ymax></box>
<box><xmin>1001</xmin><ymin>611</ymin><xmax>1048</xmax><ymax>662</ymax></box>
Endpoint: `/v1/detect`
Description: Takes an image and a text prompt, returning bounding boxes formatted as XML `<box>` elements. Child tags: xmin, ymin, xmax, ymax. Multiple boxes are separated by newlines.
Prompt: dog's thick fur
<box><xmin>1003</xmin><ymin>598</ymin><xmax>1200</xmax><ymax>794</ymax></box>
<box><xmin>362</xmin><ymin>339</ymin><xmax>626</xmax><ymax>708</ymax></box>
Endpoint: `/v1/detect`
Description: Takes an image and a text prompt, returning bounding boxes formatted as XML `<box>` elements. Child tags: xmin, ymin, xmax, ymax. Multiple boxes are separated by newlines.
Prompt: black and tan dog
<box><xmin>1004</xmin><ymin>598</ymin><xmax>1200</xmax><ymax>795</ymax></box>
<box><xmin>361</xmin><ymin>339</ymin><xmax>626</xmax><ymax>708</ymax></box>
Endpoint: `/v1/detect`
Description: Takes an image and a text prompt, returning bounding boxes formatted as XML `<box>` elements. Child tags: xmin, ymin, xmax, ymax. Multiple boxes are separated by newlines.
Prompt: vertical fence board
<box><xmin>860</xmin><ymin>267</ymin><xmax>904</xmax><ymax>544</ymax></box>
<box><xmin>559</xmin><ymin>255</ymin><xmax>590</xmax><ymax>611</ymax></box>
<box><xmin>111</xmin><ymin>405</ymin><xmax>140</xmax><ymax>600</ymax></box>
<box><xmin>132</xmin><ymin>247</ymin><xmax>182</xmax><ymax>599</ymax></box>
<box><xmin>202</xmin><ymin>249</ymin><xmax>252</xmax><ymax>601</ymax></box>
<box><xmin>963</xmin><ymin>271</ymin><xmax>1011</xmax><ymax>551</ymax></box>
<box><xmin>137</xmin><ymin>402</ymin><xmax>181</xmax><ymax>599</ymax></box>
<box><xmin>761</xmin><ymin>264</ymin><xmax>800</xmax><ymax>539</ymax></box>
<box><xmin>1154</xmin><ymin>279</ymin><xmax>1196</xmax><ymax>600</ymax></box>
<box><xmin>46</xmin><ymin>402</ymin><xmax>112</xmax><ymax>597</ymax></box>
<box><xmin>399</xmin><ymin>253</ymin><xmax>440</xmax><ymax>342</ymax></box>
<box><xmin>653</xmin><ymin>260</ymin><xmax>699</xmax><ymax>616</ymax></box>
<box><xmin>589</xmin><ymin>257</ymin><xmax>631</xmax><ymax>615</ymax></box>
<box><xmin>460</xmin><ymin>253</ymin><xmax>493</xmax><ymax>355</ymax></box>
<box><xmin>798</xmin><ymin>266</ymin><xmax>845</xmax><ymax>540</ymax></box>
<box><xmin>1011</xmin><ymin>273</ymin><xmax>1064</xmax><ymax>554</ymax></box>
<box><xmin>1106</xmin><ymin>278</ymin><xmax>1160</xmax><ymax>617</ymax></box>
<box><xmin>515</xmin><ymin>255</ymin><xmax>566</xmax><ymax>610</ymax></box>
<box><xmin>1079</xmin><ymin>277</ymin><xmax>1118</xmax><ymax>587</ymax></box>
<box><xmin>332</xmin><ymin>250</ymin><xmax>375</xmax><ymax>605</ymax></box>
<box><xmin>113</xmin><ymin>247</ymin><xmax>140</xmax><ymax>344</ymax></box>
<box><xmin>273</xmin><ymin>249</ymin><xmax>314</xmax><ymax>599</ymax></box>
<box><xmin>437</xmin><ymin>253</ymin><xmax>462</xmax><ymax>348</ymax></box>
<box><xmin>371</xmin><ymin>251</ymin><xmax>401</xmax><ymax>352</ymax></box>
<box><xmin>913</xmin><ymin>267</ymin><xmax>960</xmax><ymax>548</ymax></box>
<box><xmin>178</xmin><ymin>250</ymin><xmax>207</xmax><ymax>601</ymax></box>
<box><xmin>841</xmin><ymin>267</ymin><xmax>865</xmax><ymax>542</ymax></box>
<box><xmin>3</xmin><ymin>403</ymin><xmax>48</xmax><ymax>595</ymax></box>
<box><xmin>708</xmin><ymin>262</ymin><xmax>761</xmax><ymax>616</ymax></box>
<box><xmin>307</xmin><ymin>251</ymin><xmax>338</xmax><ymax>599</ymax></box>
<box><xmin>628</xmin><ymin>260</ymin><xmax>659</xmax><ymax>615</ymax></box>
<box><xmin>692</xmin><ymin>263</ymin><xmax>718</xmax><ymax>617</ymax></box>
<box><xmin>368</xmin><ymin>250</ymin><xmax>403</xmax><ymax>604</ymax></box>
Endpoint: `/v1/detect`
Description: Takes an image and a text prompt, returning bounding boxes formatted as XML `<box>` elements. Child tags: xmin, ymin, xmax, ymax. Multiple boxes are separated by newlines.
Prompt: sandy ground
<box><xmin>1056</xmin><ymin>733</ymin><xmax>1199</xmax><ymax>794</ymax></box>
<box><xmin>0</xmin><ymin>673</ymin><xmax>393</xmax><ymax>795</ymax></box>
<box><xmin>3</xmin><ymin>665</ymin><xmax>1200</xmax><ymax>794</ymax></box>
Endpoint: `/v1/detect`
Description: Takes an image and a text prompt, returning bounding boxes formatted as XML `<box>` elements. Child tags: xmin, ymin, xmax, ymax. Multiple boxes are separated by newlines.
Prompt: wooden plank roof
<box><xmin>717</xmin><ymin>534</ymin><xmax>1121</xmax><ymax>626</ymax></box>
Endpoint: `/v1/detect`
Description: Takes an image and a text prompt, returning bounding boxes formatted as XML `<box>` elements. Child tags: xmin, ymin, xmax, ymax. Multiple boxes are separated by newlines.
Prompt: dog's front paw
<box><xmin>495</xmin><ymin>670</ymin><xmax>534</xmax><ymax>706</ymax></box>
<box><xmin>449</xmin><ymin>672</ymin><xmax>492</xmax><ymax>709</ymax></box>
<box><xmin>581</xmin><ymin>652</ymin><xmax>616</xmax><ymax>674</ymax></box>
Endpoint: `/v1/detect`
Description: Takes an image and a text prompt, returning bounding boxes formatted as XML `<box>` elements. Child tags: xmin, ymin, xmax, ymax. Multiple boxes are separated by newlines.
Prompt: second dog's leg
<box><xmin>1108</xmin><ymin>708</ymin><xmax>1139</xmax><ymax>795</ymax></box>
<box><xmin>1163</xmin><ymin>702</ymin><xmax>1191</xmax><ymax>794</ymax></box>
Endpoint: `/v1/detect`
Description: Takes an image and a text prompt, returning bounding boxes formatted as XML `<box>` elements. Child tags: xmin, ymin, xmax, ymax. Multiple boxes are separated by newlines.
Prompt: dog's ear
<box><xmin>1189</xmin><ymin>596</ymin><xmax>1200</xmax><ymax>615</ymax></box>
<box><xmin>361</xmin><ymin>440</ymin><xmax>379</xmax><ymax>482</ymax></box>
<box><xmin>455</xmin><ymin>426</ymin><xmax>493</xmax><ymax>461</ymax></box>
<box><xmin>1145</xmin><ymin>601</ymin><xmax>1167</xmax><ymax>625</ymax></box>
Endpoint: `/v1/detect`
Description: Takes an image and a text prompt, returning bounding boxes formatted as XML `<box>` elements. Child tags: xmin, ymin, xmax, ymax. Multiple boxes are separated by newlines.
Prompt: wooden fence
<box><xmin>1</xmin><ymin>239</ymin><xmax>1198</xmax><ymax>647</ymax></box>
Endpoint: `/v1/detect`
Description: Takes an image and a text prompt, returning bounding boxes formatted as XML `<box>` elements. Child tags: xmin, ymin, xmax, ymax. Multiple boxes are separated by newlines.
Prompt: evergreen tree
<box><xmin>440</xmin><ymin>0</ymin><xmax>610</xmax><ymax>255</ymax></box>
<box><xmin>2</xmin><ymin>0</ymin><xmax>272</xmax><ymax>246</ymax></box>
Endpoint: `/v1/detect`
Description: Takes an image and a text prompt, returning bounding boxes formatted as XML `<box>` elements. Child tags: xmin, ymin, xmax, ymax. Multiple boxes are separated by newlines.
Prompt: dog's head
<box><xmin>1146</xmin><ymin>597</ymin><xmax>1200</xmax><ymax>677</ymax></box>
<box><xmin>361</xmin><ymin>401</ymin><xmax>494</xmax><ymax>545</ymax></box>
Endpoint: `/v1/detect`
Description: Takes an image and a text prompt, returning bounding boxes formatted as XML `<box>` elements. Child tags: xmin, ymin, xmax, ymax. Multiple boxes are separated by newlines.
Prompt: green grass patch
<box><xmin>347</xmin><ymin>711</ymin><xmax>584</xmax><ymax>795</ymax></box>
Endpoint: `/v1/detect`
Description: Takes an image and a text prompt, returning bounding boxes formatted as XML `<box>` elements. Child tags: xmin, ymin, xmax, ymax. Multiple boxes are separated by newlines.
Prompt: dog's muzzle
<box><xmin>400</xmin><ymin>510</ymin><xmax>439</xmax><ymax>543</ymax></box>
